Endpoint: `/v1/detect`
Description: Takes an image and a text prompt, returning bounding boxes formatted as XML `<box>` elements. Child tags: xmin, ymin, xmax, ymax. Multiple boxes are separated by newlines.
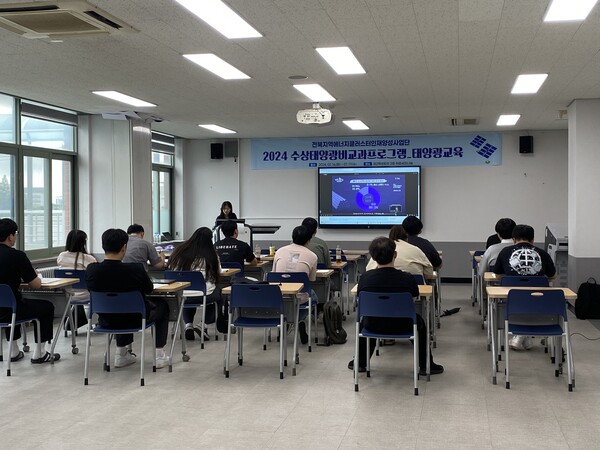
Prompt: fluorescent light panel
<box><xmin>175</xmin><ymin>0</ymin><xmax>262</xmax><ymax>39</ymax></box>
<box><xmin>92</xmin><ymin>91</ymin><xmax>156</xmax><ymax>107</ymax></box>
<box><xmin>183</xmin><ymin>54</ymin><xmax>250</xmax><ymax>80</ymax></box>
<box><xmin>199</xmin><ymin>124</ymin><xmax>236</xmax><ymax>134</ymax></box>
<box><xmin>544</xmin><ymin>0</ymin><xmax>598</xmax><ymax>21</ymax></box>
<box><xmin>497</xmin><ymin>114</ymin><xmax>520</xmax><ymax>126</ymax></box>
<box><xmin>343</xmin><ymin>119</ymin><xmax>369</xmax><ymax>130</ymax></box>
<box><xmin>511</xmin><ymin>74</ymin><xmax>548</xmax><ymax>94</ymax></box>
<box><xmin>293</xmin><ymin>84</ymin><xmax>336</xmax><ymax>102</ymax></box>
<box><xmin>316</xmin><ymin>47</ymin><xmax>366</xmax><ymax>75</ymax></box>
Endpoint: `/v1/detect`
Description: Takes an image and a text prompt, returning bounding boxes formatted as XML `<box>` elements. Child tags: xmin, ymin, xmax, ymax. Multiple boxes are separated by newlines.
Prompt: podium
<box><xmin>213</xmin><ymin>222</ymin><xmax>280</xmax><ymax>248</ymax></box>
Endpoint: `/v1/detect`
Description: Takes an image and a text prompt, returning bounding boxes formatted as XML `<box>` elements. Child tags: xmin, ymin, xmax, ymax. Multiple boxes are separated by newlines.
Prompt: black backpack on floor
<box><xmin>575</xmin><ymin>278</ymin><xmax>600</xmax><ymax>319</ymax></box>
<box><xmin>322</xmin><ymin>300</ymin><xmax>347</xmax><ymax>345</ymax></box>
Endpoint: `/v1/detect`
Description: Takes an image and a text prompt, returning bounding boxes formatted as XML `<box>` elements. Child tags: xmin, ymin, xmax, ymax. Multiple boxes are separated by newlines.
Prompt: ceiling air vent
<box><xmin>449</xmin><ymin>117</ymin><xmax>479</xmax><ymax>126</ymax></box>
<box><xmin>0</xmin><ymin>0</ymin><xmax>137</xmax><ymax>39</ymax></box>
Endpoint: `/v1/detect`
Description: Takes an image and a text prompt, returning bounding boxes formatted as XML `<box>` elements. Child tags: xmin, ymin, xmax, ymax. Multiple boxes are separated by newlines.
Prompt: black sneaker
<box><xmin>348</xmin><ymin>360</ymin><xmax>366</xmax><ymax>373</ymax></box>
<box><xmin>185</xmin><ymin>327</ymin><xmax>195</xmax><ymax>341</ymax></box>
<box><xmin>299</xmin><ymin>321</ymin><xmax>309</xmax><ymax>345</ymax></box>
<box><xmin>419</xmin><ymin>362</ymin><xmax>444</xmax><ymax>376</ymax></box>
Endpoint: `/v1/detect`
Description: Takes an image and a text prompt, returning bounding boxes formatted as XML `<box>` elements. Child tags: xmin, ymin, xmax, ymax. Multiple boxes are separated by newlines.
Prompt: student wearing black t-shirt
<box><xmin>402</xmin><ymin>216</ymin><xmax>442</xmax><ymax>269</ymax></box>
<box><xmin>214</xmin><ymin>220</ymin><xmax>257</xmax><ymax>267</ymax></box>
<box><xmin>348</xmin><ymin>236</ymin><xmax>443</xmax><ymax>375</ymax></box>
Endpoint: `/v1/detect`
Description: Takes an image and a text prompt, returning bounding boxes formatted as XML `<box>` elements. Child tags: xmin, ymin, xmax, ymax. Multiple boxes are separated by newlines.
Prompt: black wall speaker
<box><xmin>519</xmin><ymin>136</ymin><xmax>533</xmax><ymax>154</ymax></box>
<box><xmin>210</xmin><ymin>143</ymin><xmax>224</xmax><ymax>159</ymax></box>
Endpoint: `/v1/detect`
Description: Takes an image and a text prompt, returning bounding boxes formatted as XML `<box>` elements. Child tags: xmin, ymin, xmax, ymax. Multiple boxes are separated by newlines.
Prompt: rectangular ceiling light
<box><xmin>316</xmin><ymin>47</ymin><xmax>366</xmax><ymax>75</ymax></box>
<box><xmin>511</xmin><ymin>74</ymin><xmax>548</xmax><ymax>94</ymax></box>
<box><xmin>183</xmin><ymin>54</ymin><xmax>250</xmax><ymax>80</ymax></box>
<box><xmin>293</xmin><ymin>84</ymin><xmax>336</xmax><ymax>102</ymax></box>
<box><xmin>544</xmin><ymin>0</ymin><xmax>598</xmax><ymax>21</ymax></box>
<box><xmin>175</xmin><ymin>0</ymin><xmax>262</xmax><ymax>39</ymax></box>
<box><xmin>199</xmin><ymin>124</ymin><xmax>237</xmax><ymax>134</ymax></box>
<box><xmin>92</xmin><ymin>91</ymin><xmax>156</xmax><ymax>107</ymax></box>
<box><xmin>343</xmin><ymin>119</ymin><xmax>369</xmax><ymax>130</ymax></box>
<box><xmin>497</xmin><ymin>114</ymin><xmax>521</xmax><ymax>126</ymax></box>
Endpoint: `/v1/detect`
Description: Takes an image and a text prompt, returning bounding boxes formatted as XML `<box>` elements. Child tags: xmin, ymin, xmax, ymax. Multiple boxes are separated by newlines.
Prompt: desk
<box><xmin>244</xmin><ymin>260</ymin><xmax>271</xmax><ymax>281</ymax></box>
<box><xmin>351</xmin><ymin>283</ymin><xmax>434</xmax><ymax>380</ymax></box>
<box><xmin>149</xmin><ymin>281</ymin><xmax>191</xmax><ymax>371</ymax></box>
<box><xmin>343</xmin><ymin>250</ymin><xmax>368</xmax><ymax>281</ymax></box>
<box><xmin>21</xmin><ymin>278</ymin><xmax>80</xmax><ymax>359</ymax></box>
<box><xmin>485</xmin><ymin>285</ymin><xmax>576</xmax><ymax>385</ymax></box>
<box><xmin>222</xmin><ymin>282</ymin><xmax>305</xmax><ymax>375</ymax></box>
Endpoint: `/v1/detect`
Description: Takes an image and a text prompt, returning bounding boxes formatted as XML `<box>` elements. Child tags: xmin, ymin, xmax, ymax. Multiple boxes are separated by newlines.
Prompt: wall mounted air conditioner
<box><xmin>0</xmin><ymin>0</ymin><xmax>137</xmax><ymax>39</ymax></box>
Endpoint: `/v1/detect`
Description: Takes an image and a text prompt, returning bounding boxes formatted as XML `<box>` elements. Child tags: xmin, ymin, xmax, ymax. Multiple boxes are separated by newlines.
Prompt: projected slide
<box><xmin>331</xmin><ymin>175</ymin><xmax>405</xmax><ymax>215</ymax></box>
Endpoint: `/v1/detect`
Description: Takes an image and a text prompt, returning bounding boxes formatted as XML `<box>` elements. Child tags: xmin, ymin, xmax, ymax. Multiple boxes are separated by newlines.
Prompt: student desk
<box><xmin>244</xmin><ymin>260</ymin><xmax>271</xmax><ymax>281</ymax></box>
<box><xmin>221</xmin><ymin>282</ymin><xmax>306</xmax><ymax>375</ymax></box>
<box><xmin>149</xmin><ymin>281</ymin><xmax>191</xmax><ymax>372</ymax></box>
<box><xmin>343</xmin><ymin>250</ymin><xmax>368</xmax><ymax>280</ymax></box>
<box><xmin>485</xmin><ymin>285</ymin><xmax>576</xmax><ymax>385</ymax></box>
<box><xmin>351</xmin><ymin>283</ymin><xmax>435</xmax><ymax>380</ymax></box>
<box><xmin>21</xmin><ymin>278</ymin><xmax>81</xmax><ymax>359</ymax></box>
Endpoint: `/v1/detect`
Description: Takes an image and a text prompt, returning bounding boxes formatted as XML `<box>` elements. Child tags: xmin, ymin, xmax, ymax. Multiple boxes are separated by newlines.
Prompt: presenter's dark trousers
<box><xmin>0</xmin><ymin>298</ymin><xmax>55</xmax><ymax>343</ymax></box>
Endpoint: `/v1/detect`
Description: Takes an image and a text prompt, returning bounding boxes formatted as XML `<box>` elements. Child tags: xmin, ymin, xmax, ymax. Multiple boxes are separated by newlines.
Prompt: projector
<box><xmin>297</xmin><ymin>104</ymin><xmax>332</xmax><ymax>125</ymax></box>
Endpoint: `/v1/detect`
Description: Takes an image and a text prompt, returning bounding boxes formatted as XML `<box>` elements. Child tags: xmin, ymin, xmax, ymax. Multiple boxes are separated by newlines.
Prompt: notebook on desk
<box><xmin>150</xmin><ymin>278</ymin><xmax>175</xmax><ymax>285</ymax></box>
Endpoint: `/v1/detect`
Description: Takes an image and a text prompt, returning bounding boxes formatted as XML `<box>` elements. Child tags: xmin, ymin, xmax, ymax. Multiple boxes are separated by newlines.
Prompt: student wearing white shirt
<box><xmin>477</xmin><ymin>218</ymin><xmax>516</xmax><ymax>276</ymax></box>
<box><xmin>57</xmin><ymin>229</ymin><xmax>97</xmax><ymax>298</ymax></box>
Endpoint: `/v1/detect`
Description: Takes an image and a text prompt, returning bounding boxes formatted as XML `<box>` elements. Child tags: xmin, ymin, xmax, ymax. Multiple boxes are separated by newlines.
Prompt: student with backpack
<box><xmin>348</xmin><ymin>236</ymin><xmax>444</xmax><ymax>376</ymax></box>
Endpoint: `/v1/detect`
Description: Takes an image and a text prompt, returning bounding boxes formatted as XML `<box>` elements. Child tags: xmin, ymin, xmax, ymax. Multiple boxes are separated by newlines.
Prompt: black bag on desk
<box><xmin>575</xmin><ymin>278</ymin><xmax>600</xmax><ymax>319</ymax></box>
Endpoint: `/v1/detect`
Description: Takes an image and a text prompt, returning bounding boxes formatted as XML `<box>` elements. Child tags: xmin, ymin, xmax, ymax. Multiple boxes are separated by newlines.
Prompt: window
<box><xmin>20</xmin><ymin>101</ymin><xmax>77</xmax><ymax>151</ymax></box>
<box><xmin>0</xmin><ymin>93</ymin><xmax>16</xmax><ymax>144</ymax></box>
<box><xmin>151</xmin><ymin>131</ymin><xmax>174</xmax><ymax>237</ymax></box>
<box><xmin>0</xmin><ymin>152</ymin><xmax>16</xmax><ymax>218</ymax></box>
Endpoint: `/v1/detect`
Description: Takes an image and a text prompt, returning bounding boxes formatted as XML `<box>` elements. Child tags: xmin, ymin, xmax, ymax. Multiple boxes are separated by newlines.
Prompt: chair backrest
<box><xmin>500</xmin><ymin>276</ymin><xmax>549</xmax><ymax>287</ymax></box>
<box><xmin>357</xmin><ymin>291</ymin><xmax>416</xmax><ymax>323</ymax></box>
<box><xmin>89</xmin><ymin>291</ymin><xmax>146</xmax><ymax>316</ymax></box>
<box><xmin>230</xmin><ymin>284</ymin><xmax>284</xmax><ymax>313</ymax></box>
<box><xmin>412</xmin><ymin>274</ymin><xmax>426</xmax><ymax>285</ymax></box>
<box><xmin>54</xmin><ymin>269</ymin><xmax>87</xmax><ymax>289</ymax></box>
<box><xmin>266</xmin><ymin>271</ymin><xmax>310</xmax><ymax>293</ymax></box>
<box><xmin>164</xmin><ymin>270</ymin><xmax>207</xmax><ymax>292</ymax></box>
<box><xmin>317</xmin><ymin>263</ymin><xmax>327</xmax><ymax>270</ymax></box>
<box><xmin>473</xmin><ymin>250</ymin><xmax>485</xmax><ymax>269</ymax></box>
<box><xmin>221</xmin><ymin>262</ymin><xmax>244</xmax><ymax>277</ymax></box>
<box><xmin>0</xmin><ymin>284</ymin><xmax>17</xmax><ymax>312</ymax></box>
<box><xmin>505</xmin><ymin>289</ymin><xmax>567</xmax><ymax>321</ymax></box>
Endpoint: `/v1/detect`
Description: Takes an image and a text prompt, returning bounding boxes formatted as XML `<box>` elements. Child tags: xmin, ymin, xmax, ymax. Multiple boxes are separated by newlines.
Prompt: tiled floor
<box><xmin>3</xmin><ymin>284</ymin><xmax>600</xmax><ymax>449</ymax></box>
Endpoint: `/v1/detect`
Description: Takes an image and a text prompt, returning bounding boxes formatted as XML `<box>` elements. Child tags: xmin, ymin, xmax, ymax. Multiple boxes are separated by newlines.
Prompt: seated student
<box><xmin>478</xmin><ymin>218</ymin><xmax>516</xmax><ymax>276</ymax></box>
<box><xmin>366</xmin><ymin>225</ymin><xmax>433</xmax><ymax>278</ymax></box>
<box><xmin>273</xmin><ymin>225</ymin><xmax>318</xmax><ymax>344</ymax></box>
<box><xmin>301</xmin><ymin>217</ymin><xmax>330</xmax><ymax>268</ymax></box>
<box><xmin>214</xmin><ymin>220</ymin><xmax>258</xmax><ymax>267</ymax></box>
<box><xmin>493</xmin><ymin>224</ymin><xmax>556</xmax><ymax>350</ymax></box>
<box><xmin>348</xmin><ymin>236</ymin><xmax>443</xmax><ymax>375</ymax></box>
<box><xmin>215</xmin><ymin>201</ymin><xmax>238</xmax><ymax>228</ymax></box>
<box><xmin>402</xmin><ymin>216</ymin><xmax>442</xmax><ymax>269</ymax></box>
<box><xmin>86</xmin><ymin>228</ymin><xmax>170</xmax><ymax>368</ymax></box>
<box><xmin>0</xmin><ymin>218</ymin><xmax>59</xmax><ymax>364</ymax></box>
<box><xmin>168</xmin><ymin>227</ymin><xmax>225</xmax><ymax>340</ymax></box>
<box><xmin>122</xmin><ymin>224</ymin><xmax>165</xmax><ymax>270</ymax></box>
<box><xmin>486</xmin><ymin>233</ymin><xmax>501</xmax><ymax>249</ymax></box>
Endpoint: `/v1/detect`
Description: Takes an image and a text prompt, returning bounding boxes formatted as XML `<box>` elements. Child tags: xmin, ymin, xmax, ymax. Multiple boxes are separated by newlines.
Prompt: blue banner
<box><xmin>250</xmin><ymin>132</ymin><xmax>501</xmax><ymax>169</ymax></box>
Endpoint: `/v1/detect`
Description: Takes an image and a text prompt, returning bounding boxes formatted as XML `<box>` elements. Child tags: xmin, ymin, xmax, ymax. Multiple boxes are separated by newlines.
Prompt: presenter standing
<box><xmin>215</xmin><ymin>201</ymin><xmax>238</xmax><ymax>227</ymax></box>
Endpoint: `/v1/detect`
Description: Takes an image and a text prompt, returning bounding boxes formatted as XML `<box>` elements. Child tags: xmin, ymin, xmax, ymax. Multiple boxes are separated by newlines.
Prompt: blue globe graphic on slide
<box><xmin>355</xmin><ymin>186</ymin><xmax>381</xmax><ymax>212</ymax></box>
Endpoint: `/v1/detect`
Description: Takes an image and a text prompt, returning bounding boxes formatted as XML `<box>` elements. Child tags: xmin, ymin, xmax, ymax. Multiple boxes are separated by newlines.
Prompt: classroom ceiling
<box><xmin>0</xmin><ymin>0</ymin><xmax>599</xmax><ymax>139</ymax></box>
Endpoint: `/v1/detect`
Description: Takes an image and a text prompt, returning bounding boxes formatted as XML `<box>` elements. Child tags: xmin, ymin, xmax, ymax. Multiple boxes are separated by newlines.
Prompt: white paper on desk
<box><xmin>153</xmin><ymin>283</ymin><xmax>167</xmax><ymax>289</ymax></box>
<box><xmin>41</xmin><ymin>278</ymin><xmax>62</xmax><ymax>284</ymax></box>
<box><xmin>317</xmin><ymin>270</ymin><xmax>330</xmax><ymax>274</ymax></box>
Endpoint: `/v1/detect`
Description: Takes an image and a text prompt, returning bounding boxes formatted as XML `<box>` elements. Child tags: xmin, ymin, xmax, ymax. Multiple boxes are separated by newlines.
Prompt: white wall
<box><xmin>230</xmin><ymin>130</ymin><xmax>568</xmax><ymax>244</ymax></box>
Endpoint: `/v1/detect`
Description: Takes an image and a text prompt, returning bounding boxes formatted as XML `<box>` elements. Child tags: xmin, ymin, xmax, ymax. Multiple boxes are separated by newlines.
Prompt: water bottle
<box><xmin>254</xmin><ymin>244</ymin><xmax>261</xmax><ymax>259</ymax></box>
<box><xmin>154</xmin><ymin>232</ymin><xmax>160</xmax><ymax>244</ymax></box>
<box><xmin>335</xmin><ymin>245</ymin><xmax>341</xmax><ymax>262</ymax></box>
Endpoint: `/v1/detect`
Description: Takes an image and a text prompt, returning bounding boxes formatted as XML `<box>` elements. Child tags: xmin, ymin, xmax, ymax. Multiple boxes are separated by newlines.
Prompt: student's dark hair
<box><xmin>495</xmin><ymin>218</ymin><xmax>516</xmax><ymax>240</ymax></box>
<box><xmin>168</xmin><ymin>227</ymin><xmax>220</xmax><ymax>284</ymax></box>
<box><xmin>102</xmin><ymin>228</ymin><xmax>129</xmax><ymax>254</ymax></box>
<box><xmin>0</xmin><ymin>218</ymin><xmax>18</xmax><ymax>241</ymax></box>
<box><xmin>369</xmin><ymin>237</ymin><xmax>396</xmax><ymax>265</ymax></box>
<box><xmin>292</xmin><ymin>225</ymin><xmax>312</xmax><ymax>246</ymax></box>
<box><xmin>301</xmin><ymin>217</ymin><xmax>318</xmax><ymax>235</ymax></box>
<box><xmin>402</xmin><ymin>216</ymin><xmax>423</xmax><ymax>235</ymax></box>
<box><xmin>65</xmin><ymin>229</ymin><xmax>89</xmax><ymax>269</ymax></box>
<box><xmin>221</xmin><ymin>220</ymin><xmax>237</xmax><ymax>237</ymax></box>
<box><xmin>512</xmin><ymin>224</ymin><xmax>535</xmax><ymax>242</ymax></box>
<box><xmin>127</xmin><ymin>224</ymin><xmax>144</xmax><ymax>234</ymax></box>
<box><xmin>220</xmin><ymin>201</ymin><xmax>233</xmax><ymax>214</ymax></box>
<box><xmin>389</xmin><ymin>225</ymin><xmax>408</xmax><ymax>242</ymax></box>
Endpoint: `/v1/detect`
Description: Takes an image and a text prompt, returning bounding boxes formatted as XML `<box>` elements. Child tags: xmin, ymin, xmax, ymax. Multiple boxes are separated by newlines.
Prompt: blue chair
<box><xmin>354</xmin><ymin>291</ymin><xmax>419</xmax><ymax>395</ymax></box>
<box><xmin>51</xmin><ymin>269</ymin><xmax>88</xmax><ymax>357</ymax></box>
<box><xmin>412</xmin><ymin>274</ymin><xmax>426</xmax><ymax>285</ymax></box>
<box><xmin>0</xmin><ymin>285</ymin><xmax>41</xmax><ymax>376</ymax></box>
<box><xmin>84</xmin><ymin>291</ymin><xmax>156</xmax><ymax>386</ymax></box>
<box><xmin>266</xmin><ymin>271</ymin><xmax>316</xmax><ymax>351</ymax></box>
<box><xmin>225</xmin><ymin>284</ymin><xmax>286</xmax><ymax>379</ymax></box>
<box><xmin>221</xmin><ymin>262</ymin><xmax>244</xmax><ymax>278</ymax></box>
<box><xmin>164</xmin><ymin>270</ymin><xmax>216</xmax><ymax>352</ymax></box>
<box><xmin>504</xmin><ymin>289</ymin><xmax>574</xmax><ymax>391</ymax></box>
<box><xmin>499</xmin><ymin>276</ymin><xmax>550</xmax><ymax>287</ymax></box>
